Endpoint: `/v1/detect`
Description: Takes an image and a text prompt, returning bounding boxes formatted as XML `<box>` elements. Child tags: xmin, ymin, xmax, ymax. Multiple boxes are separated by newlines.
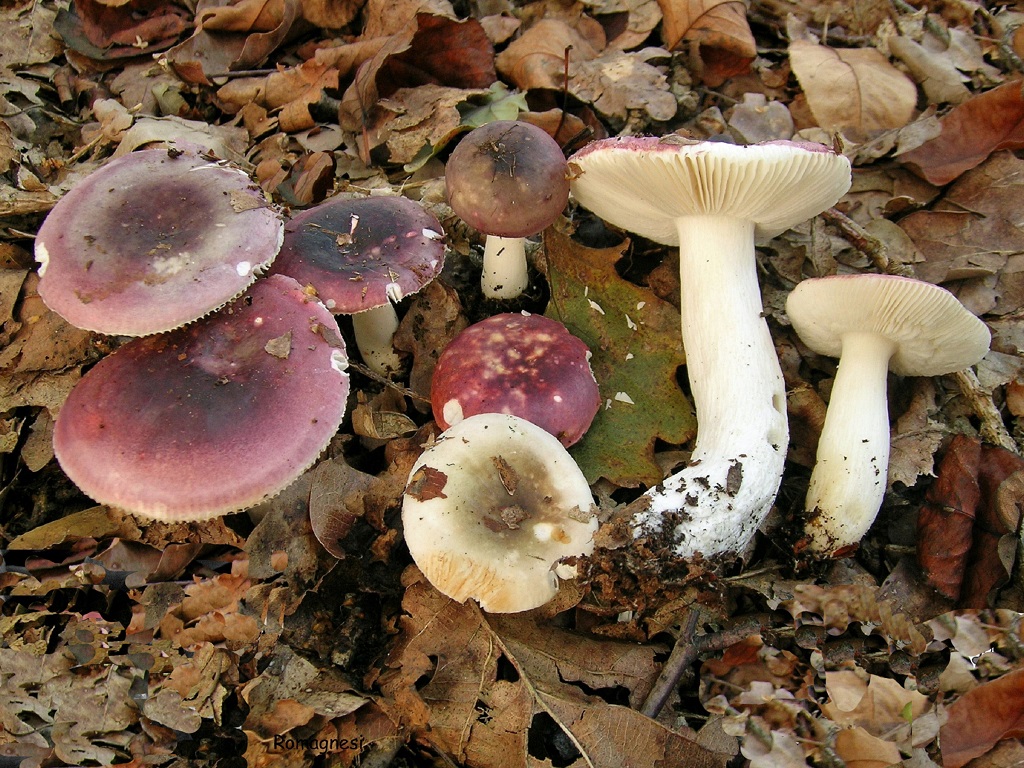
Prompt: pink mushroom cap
<box><xmin>431</xmin><ymin>312</ymin><xmax>600</xmax><ymax>447</ymax></box>
<box><xmin>35</xmin><ymin>146</ymin><xmax>284</xmax><ymax>336</ymax></box>
<box><xmin>269</xmin><ymin>195</ymin><xmax>445</xmax><ymax>314</ymax></box>
<box><xmin>52</xmin><ymin>274</ymin><xmax>350</xmax><ymax>521</ymax></box>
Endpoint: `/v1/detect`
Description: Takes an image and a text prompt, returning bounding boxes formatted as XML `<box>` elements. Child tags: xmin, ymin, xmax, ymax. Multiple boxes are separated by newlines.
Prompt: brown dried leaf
<box><xmin>940</xmin><ymin>667</ymin><xmax>1024</xmax><ymax>768</ymax></box>
<box><xmin>900</xmin><ymin>81</ymin><xmax>1024</xmax><ymax>186</ymax></box>
<box><xmin>54</xmin><ymin>0</ymin><xmax>190</xmax><ymax>60</ymax></box>
<box><xmin>821</xmin><ymin>672</ymin><xmax>939</xmax><ymax>752</ymax></box>
<box><xmin>167</xmin><ymin>0</ymin><xmax>302</xmax><ymax>84</ymax></box>
<box><xmin>495</xmin><ymin>18</ymin><xmax>604</xmax><ymax>91</ymax></box>
<box><xmin>299</xmin><ymin>0</ymin><xmax>365</xmax><ymax>28</ymax></box>
<box><xmin>887</xmin><ymin>379</ymin><xmax>944</xmax><ymax>491</ymax></box>
<box><xmin>898</xmin><ymin>152</ymin><xmax>1024</xmax><ymax>315</ymax></box>
<box><xmin>340</xmin><ymin>13</ymin><xmax>497</xmax><ymax>157</ymax></box>
<box><xmin>916</xmin><ymin>434</ymin><xmax>981</xmax><ymax>600</ymax></box>
<box><xmin>959</xmin><ymin>446</ymin><xmax>1024</xmax><ymax>608</ymax></box>
<box><xmin>657</xmin><ymin>0</ymin><xmax>755</xmax><ymax>86</ymax></box>
<box><xmin>380</xmin><ymin>571</ymin><xmax>730</xmax><ymax>767</ymax></box>
<box><xmin>788</xmin><ymin>39</ymin><xmax>917</xmax><ymax>141</ymax></box>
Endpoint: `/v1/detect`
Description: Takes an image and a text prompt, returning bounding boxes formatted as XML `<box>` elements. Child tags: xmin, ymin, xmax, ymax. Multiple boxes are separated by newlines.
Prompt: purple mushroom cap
<box><xmin>445</xmin><ymin>121</ymin><xmax>570</xmax><ymax>238</ymax></box>
<box><xmin>270</xmin><ymin>195</ymin><xmax>445</xmax><ymax>314</ymax></box>
<box><xmin>35</xmin><ymin>146</ymin><xmax>284</xmax><ymax>336</ymax></box>
<box><xmin>52</xmin><ymin>274</ymin><xmax>350</xmax><ymax>521</ymax></box>
<box><xmin>431</xmin><ymin>312</ymin><xmax>600</xmax><ymax>447</ymax></box>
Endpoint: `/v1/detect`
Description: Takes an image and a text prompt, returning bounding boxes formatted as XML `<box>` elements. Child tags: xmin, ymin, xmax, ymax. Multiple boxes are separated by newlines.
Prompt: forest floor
<box><xmin>1</xmin><ymin>0</ymin><xmax>1024</xmax><ymax>765</ymax></box>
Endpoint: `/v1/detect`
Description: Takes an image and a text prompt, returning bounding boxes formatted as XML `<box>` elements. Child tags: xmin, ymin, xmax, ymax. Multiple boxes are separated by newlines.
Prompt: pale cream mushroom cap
<box><xmin>402</xmin><ymin>413</ymin><xmax>597</xmax><ymax>613</ymax></box>
<box><xmin>787</xmin><ymin>274</ymin><xmax>991</xmax><ymax>376</ymax></box>
<box><xmin>568</xmin><ymin>137</ymin><xmax>851</xmax><ymax>244</ymax></box>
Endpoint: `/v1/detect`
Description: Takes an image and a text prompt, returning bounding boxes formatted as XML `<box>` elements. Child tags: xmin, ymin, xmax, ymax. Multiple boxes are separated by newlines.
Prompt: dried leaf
<box><xmin>542</xmin><ymin>227</ymin><xmax>696</xmax><ymax>486</ymax></box>
<box><xmin>940</xmin><ymin>667</ymin><xmax>1024</xmax><ymax>768</ymax></box>
<box><xmin>899</xmin><ymin>81</ymin><xmax>1024</xmax><ymax>185</ymax></box>
<box><xmin>657</xmin><ymin>0</ymin><xmax>755</xmax><ymax>86</ymax></box>
<box><xmin>916</xmin><ymin>434</ymin><xmax>981</xmax><ymax>600</ymax></box>
<box><xmin>788</xmin><ymin>39</ymin><xmax>917</xmax><ymax>141</ymax></box>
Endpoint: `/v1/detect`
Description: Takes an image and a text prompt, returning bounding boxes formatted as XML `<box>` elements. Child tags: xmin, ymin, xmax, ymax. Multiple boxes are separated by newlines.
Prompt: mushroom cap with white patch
<box><xmin>270</xmin><ymin>194</ymin><xmax>445</xmax><ymax>315</ymax></box>
<box><xmin>430</xmin><ymin>312</ymin><xmax>601</xmax><ymax>447</ymax></box>
<box><xmin>402</xmin><ymin>413</ymin><xmax>598</xmax><ymax>613</ymax></box>
<box><xmin>35</xmin><ymin>146</ymin><xmax>284</xmax><ymax>336</ymax></box>
<box><xmin>568</xmin><ymin>137</ymin><xmax>851</xmax><ymax>244</ymax></box>
<box><xmin>786</xmin><ymin>274</ymin><xmax>991</xmax><ymax>377</ymax></box>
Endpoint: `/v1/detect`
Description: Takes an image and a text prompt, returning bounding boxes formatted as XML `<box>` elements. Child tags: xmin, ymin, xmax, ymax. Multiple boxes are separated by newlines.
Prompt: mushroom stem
<box><xmin>634</xmin><ymin>215</ymin><xmax>789</xmax><ymax>558</ymax></box>
<box><xmin>481</xmin><ymin>235</ymin><xmax>529</xmax><ymax>299</ymax></box>
<box><xmin>803</xmin><ymin>332</ymin><xmax>896</xmax><ymax>554</ymax></box>
<box><xmin>351</xmin><ymin>303</ymin><xmax>402</xmax><ymax>376</ymax></box>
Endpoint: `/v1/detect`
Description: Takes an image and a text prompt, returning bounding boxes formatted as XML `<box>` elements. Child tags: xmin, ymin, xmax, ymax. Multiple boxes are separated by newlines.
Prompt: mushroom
<box><xmin>431</xmin><ymin>312</ymin><xmax>600</xmax><ymax>447</ymax></box>
<box><xmin>270</xmin><ymin>194</ymin><xmax>445</xmax><ymax>376</ymax></box>
<box><xmin>53</xmin><ymin>274</ymin><xmax>350</xmax><ymax>521</ymax></box>
<box><xmin>403</xmin><ymin>413</ymin><xmax>598</xmax><ymax>613</ymax></box>
<box><xmin>445</xmin><ymin>121</ymin><xmax>570</xmax><ymax>300</ymax></box>
<box><xmin>36</xmin><ymin>146</ymin><xmax>284</xmax><ymax>336</ymax></box>
<box><xmin>568</xmin><ymin>137</ymin><xmax>851</xmax><ymax>558</ymax></box>
<box><xmin>786</xmin><ymin>274</ymin><xmax>991</xmax><ymax>557</ymax></box>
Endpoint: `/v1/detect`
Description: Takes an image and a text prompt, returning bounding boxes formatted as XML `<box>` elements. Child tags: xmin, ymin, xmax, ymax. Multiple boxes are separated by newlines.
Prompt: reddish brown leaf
<box><xmin>900</xmin><ymin>80</ymin><xmax>1024</xmax><ymax>185</ymax></box>
<box><xmin>940</xmin><ymin>667</ymin><xmax>1024</xmax><ymax>768</ymax></box>
<box><xmin>54</xmin><ymin>0</ymin><xmax>190</xmax><ymax>60</ymax></box>
<box><xmin>916</xmin><ymin>434</ymin><xmax>981</xmax><ymax>600</ymax></box>
<box><xmin>339</xmin><ymin>13</ymin><xmax>496</xmax><ymax>154</ymax></box>
<box><xmin>959</xmin><ymin>446</ymin><xmax>1024</xmax><ymax>608</ymax></box>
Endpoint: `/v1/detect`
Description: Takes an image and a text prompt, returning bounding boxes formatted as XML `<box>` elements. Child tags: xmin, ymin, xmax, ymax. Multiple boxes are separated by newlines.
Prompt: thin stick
<box><xmin>819</xmin><ymin>208</ymin><xmax>915</xmax><ymax>278</ymax></box>
<box><xmin>640</xmin><ymin>610</ymin><xmax>700</xmax><ymax>718</ymax></box>
<box><xmin>953</xmin><ymin>368</ymin><xmax>1019</xmax><ymax>454</ymax></box>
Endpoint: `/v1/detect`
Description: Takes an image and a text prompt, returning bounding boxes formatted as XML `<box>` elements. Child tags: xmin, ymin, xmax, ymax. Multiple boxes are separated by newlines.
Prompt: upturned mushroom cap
<box><xmin>403</xmin><ymin>413</ymin><xmax>598</xmax><ymax>613</ymax></box>
<box><xmin>53</xmin><ymin>274</ymin><xmax>350</xmax><ymax>521</ymax></box>
<box><xmin>446</xmin><ymin>120</ymin><xmax>570</xmax><ymax>237</ymax></box>
<box><xmin>270</xmin><ymin>195</ymin><xmax>445</xmax><ymax>314</ymax></box>
<box><xmin>786</xmin><ymin>274</ymin><xmax>991</xmax><ymax>376</ymax></box>
<box><xmin>568</xmin><ymin>137</ymin><xmax>851</xmax><ymax>244</ymax></box>
<box><xmin>431</xmin><ymin>313</ymin><xmax>600</xmax><ymax>447</ymax></box>
<box><xmin>36</xmin><ymin>146</ymin><xmax>284</xmax><ymax>336</ymax></box>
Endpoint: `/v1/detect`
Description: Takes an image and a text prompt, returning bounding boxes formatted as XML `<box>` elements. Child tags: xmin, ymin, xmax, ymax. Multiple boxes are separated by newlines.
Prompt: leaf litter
<box><xmin>1</xmin><ymin>0</ymin><xmax>1024</xmax><ymax>765</ymax></box>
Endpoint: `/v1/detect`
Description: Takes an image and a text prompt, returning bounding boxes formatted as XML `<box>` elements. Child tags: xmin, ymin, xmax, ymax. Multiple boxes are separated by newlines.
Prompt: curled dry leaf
<box><xmin>899</xmin><ymin>80</ymin><xmax>1024</xmax><ymax>185</ymax></box>
<box><xmin>339</xmin><ymin>13</ymin><xmax>497</xmax><ymax>159</ymax></box>
<box><xmin>167</xmin><ymin>0</ymin><xmax>303</xmax><ymax>84</ymax></box>
<box><xmin>656</xmin><ymin>0</ymin><xmax>755</xmax><ymax>86</ymax></box>
<box><xmin>53</xmin><ymin>0</ymin><xmax>191</xmax><ymax>60</ymax></box>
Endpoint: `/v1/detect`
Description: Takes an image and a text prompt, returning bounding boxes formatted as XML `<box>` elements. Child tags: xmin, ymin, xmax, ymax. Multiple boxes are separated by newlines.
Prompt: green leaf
<box><xmin>542</xmin><ymin>227</ymin><xmax>695</xmax><ymax>486</ymax></box>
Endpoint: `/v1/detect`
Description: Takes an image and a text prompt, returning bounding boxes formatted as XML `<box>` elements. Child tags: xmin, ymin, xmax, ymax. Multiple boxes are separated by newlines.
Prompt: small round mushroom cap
<box><xmin>786</xmin><ymin>274</ymin><xmax>990</xmax><ymax>376</ymax></box>
<box><xmin>568</xmin><ymin>137</ymin><xmax>851</xmax><ymax>245</ymax></box>
<box><xmin>446</xmin><ymin>121</ymin><xmax>570</xmax><ymax>237</ymax></box>
<box><xmin>431</xmin><ymin>313</ymin><xmax>600</xmax><ymax>447</ymax></box>
<box><xmin>270</xmin><ymin>195</ymin><xmax>445</xmax><ymax>313</ymax></box>
<box><xmin>53</xmin><ymin>274</ymin><xmax>350</xmax><ymax>521</ymax></box>
<box><xmin>403</xmin><ymin>413</ymin><xmax>598</xmax><ymax>613</ymax></box>
<box><xmin>36</xmin><ymin>146</ymin><xmax>284</xmax><ymax>336</ymax></box>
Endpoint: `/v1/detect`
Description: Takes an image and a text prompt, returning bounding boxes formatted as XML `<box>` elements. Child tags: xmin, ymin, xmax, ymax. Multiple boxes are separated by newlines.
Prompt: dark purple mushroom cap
<box><xmin>445</xmin><ymin>121</ymin><xmax>570</xmax><ymax>238</ymax></box>
<box><xmin>269</xmin><ymin>195</ymin><xmax>445</xmax><ymax>314</ymax></box>
<box><xmin>36</xmin><ymin>146</ymin><xmax>284</xmax><ymax>336</ymax></box>
<box><xmin>52</xmin><ymin>274</ymin><xmax>350</xmax><ymax>521</ymax></box>
<box><xmin>431</xmin><ymin>313</ymin><xmax>600</xmax><ymax>447</ymax></box>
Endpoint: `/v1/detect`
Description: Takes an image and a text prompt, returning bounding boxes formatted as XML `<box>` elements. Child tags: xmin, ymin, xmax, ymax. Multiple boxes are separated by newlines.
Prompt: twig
<box><xmin>346</xmin><ymin>360</ymin><xmax>430</xmax><ymax>404</ymax></box>
<box><xmin>640</xmin><ymin>612</ymin><xmax>777</xmax><ymax>718</ymax></box>
<box><xmin>819</xmin><ymin>208</ymin><xmax>915</xmax><ymax>277</ymax></box>
<box><xmin>952</xmin><ymin>368</ymin><xmax>1019</xmax><ymax>454</ymax></box>
<box><xmin>640</xmin><ymin>610</ymin><xmax>700</xmax><ymax>718</ymax></box>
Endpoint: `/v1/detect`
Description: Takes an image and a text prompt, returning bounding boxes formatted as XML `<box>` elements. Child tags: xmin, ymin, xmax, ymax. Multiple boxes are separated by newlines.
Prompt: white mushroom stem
<box><xmin>635</xmin><ymin>215</ymin><xmax>789</xmax><ymax>558</ymax></box>
<box><xmin>803</xmin><ymin>332</ymin><xmax>896</xmax><ymax>554</ymax></box>
<box><xmin>351</xmin><ymin>303</ymin><xmax>402</xmax><ymax>376</ymax></box>
<box><xmin>481</xmin><ymin>235</ymin><xmax>529</xmax><ymax>299</ymax></box>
